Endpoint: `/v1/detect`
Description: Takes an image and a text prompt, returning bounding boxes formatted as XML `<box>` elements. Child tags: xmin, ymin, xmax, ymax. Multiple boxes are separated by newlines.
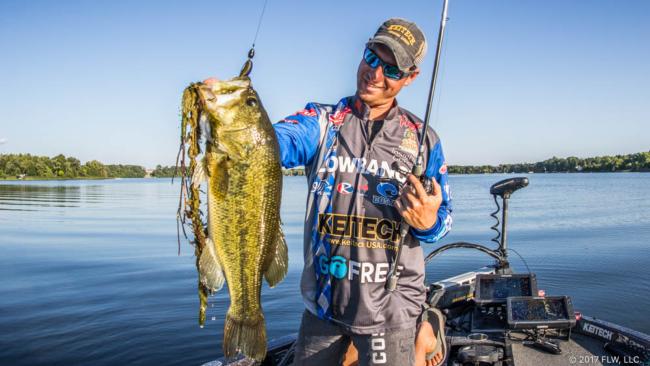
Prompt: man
<box><xmin>274</xmin><ymin>18</ymin><xmax>452</xmax><ymax>365</ymax></box>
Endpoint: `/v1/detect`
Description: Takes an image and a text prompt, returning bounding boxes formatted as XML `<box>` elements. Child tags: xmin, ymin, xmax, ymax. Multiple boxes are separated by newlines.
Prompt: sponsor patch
<box><xmin>296</xmin><ymin>108</ymin><xmax>317</xmax><ymax>117</ymax></box>
<box><xmin>311</xmin><ymin>179</ymin><xmax>332</xmax><ymax>196</ymax></box>
<box><xmin>399</xmin><ymin>114</ymin><xmax>422</xmax><ymax>131</ymax></box>
<box><xmin>336</xmin><ymin>182</ymin><xmax>354</xmax><ymax>195</ymax></box>
<box><xmin>328</xmin><ymin>106</ymin><xmax>352</xmax><ymax>126</ymax></box>
<box><xmin>372</xmin><ymin>195</ymin><xmax>394</xmax><ymax>206</ymax></box>
<box><xmin>318</xmin><ymin>213</ymin><xmax>400</xmax><ymax>242</ymax></box>
<box><xmin>581</xmin><ymin>323</ymin><xmax>613</xmax><ymax>341</ymax></box>
<box><xmin>318</xmin><ymin>156</ymin><xmax>407</xmax><ymax>184</ymax></box>
<box><xmin>373</xmin><ymin>182</ymin><xmax>398</xmax><ymax>207</ymax></box>
<box><xmin>334</xmin><ymin>182</ymin><xmax>369</xmax><ymax>196</ymax></box>
<box><xmin>316</xmin><ymin>254</ymin><xmax>403</xmax><ymax>284</ymax></box>
<box><xmin>398</xmin><ymin>127</ymin><xmax>419</xmax><ymax>156</ymax></box>
<box><xmin>439</xmin><ymin>163</ymin><xmax>448</xmax><ymax>175</ymax></box>
<box><xmin>377</xmin><ymin>182</ymin><xmax>398</xmax><ymax>198</ymax></box>
<box><xmin>387</xmin><ymin>25</ymin><xmax>416</xmax><ymax>46</ymax></box>
<box><xmin>391</xmin><ymin>147</ymin><xmax>416</xmax><ymax>166</ymax></box>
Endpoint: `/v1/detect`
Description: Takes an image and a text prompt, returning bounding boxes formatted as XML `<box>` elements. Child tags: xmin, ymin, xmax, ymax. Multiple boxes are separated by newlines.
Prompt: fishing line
<box><xmin>240</xmin><ymin>0</ymin><xmax>269</xmax><ymax>77</ymax></box>
<box><xmin>251</xmin><ymin>0</ymin><xmax>269</xmax><ymax>48</ymax></box>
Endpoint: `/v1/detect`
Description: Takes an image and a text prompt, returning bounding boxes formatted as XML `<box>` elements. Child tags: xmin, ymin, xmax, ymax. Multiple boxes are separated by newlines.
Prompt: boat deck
<box><xmin>509</xmin><ymin>332</ymin><xmax>619</xmax><ymax>366</ymax></box>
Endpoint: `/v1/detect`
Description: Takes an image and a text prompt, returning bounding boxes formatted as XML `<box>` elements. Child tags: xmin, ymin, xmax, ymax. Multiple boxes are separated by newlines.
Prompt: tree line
<box><xmin>448</xmin><ymin>151</ymin><xmax>650</xmax><ymax>174</ymax></box>
<box><xmin>153</xmin><ymin>151</ymin><xmax>650</xmax><ymax>176</ymax></box>
<box><xmin>0</xmin><ymin>154</ymin><xmax>146</xmax><ymax>179</ymax></box>
<box><xmin>2</xmin><ymin>151</ymin><xmax>648</xmax><ymax>179</ymax></box>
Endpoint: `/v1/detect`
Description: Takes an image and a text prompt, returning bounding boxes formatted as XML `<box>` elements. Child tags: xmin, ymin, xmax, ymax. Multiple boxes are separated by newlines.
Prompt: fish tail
<box><xmin>223</xmin><ymin>310</ymin><xmax>267</xmax><ymax>362</ymax></box>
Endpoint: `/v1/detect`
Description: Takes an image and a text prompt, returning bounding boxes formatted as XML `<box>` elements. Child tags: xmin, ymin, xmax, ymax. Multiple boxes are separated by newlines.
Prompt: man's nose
<box><xmin>369</xmin><ymin>65</ymin><xmax>384</xmax><ymax>81</ymax></box>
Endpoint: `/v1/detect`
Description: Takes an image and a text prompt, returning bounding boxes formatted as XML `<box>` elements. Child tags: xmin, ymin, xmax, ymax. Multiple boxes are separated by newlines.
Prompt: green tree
<box><xmin>84</xmin><ymin>160</ymin><xmax>108</xmax><ymax>177</ymax></box>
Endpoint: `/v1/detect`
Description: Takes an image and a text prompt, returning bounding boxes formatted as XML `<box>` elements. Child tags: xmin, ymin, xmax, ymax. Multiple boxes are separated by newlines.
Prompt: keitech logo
<box><xmin>581</xmin><ymin>323</ymin><xmax>613</xmax><ymax>341</ymax></box>
<box><xmin>317</xmin><ymin>255</ymin><xmax>403</xmax><ymax>283</ymax></box>
<box><xmin>372</xmin><ymin>182</ymin><xmax>399</xmax><ymax>206</ymax></box>
<box><xmin>318</xmin><ymin>213</ymin><xmax>400</xmax><ymax>242</ymax></box>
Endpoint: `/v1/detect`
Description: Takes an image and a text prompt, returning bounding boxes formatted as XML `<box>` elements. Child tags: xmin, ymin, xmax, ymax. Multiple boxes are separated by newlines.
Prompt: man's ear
<box><xmin>404</xmin><ymin>69</ymin><xmax>420</xmax><ymax>86</ymax></box>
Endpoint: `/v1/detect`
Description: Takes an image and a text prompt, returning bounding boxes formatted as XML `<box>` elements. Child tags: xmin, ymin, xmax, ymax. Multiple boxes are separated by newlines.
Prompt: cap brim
<box><xmin>367</xmin><ymin>35</ymin><xmax>414</xmax><ymax>73</ymax></box>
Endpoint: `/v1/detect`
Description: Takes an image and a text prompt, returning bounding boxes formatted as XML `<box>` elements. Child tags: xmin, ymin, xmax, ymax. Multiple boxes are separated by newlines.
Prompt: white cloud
<box><xmin>0</xmin><ymin>138</ymin><xmax>7</xmax><ymax>145</ymax></box>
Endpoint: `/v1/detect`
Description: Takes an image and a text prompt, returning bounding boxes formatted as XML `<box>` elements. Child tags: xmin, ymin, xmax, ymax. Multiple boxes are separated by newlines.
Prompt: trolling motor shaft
<box><xmin>423</xmin><ymin>177</ymin><xmax>529</xmax><ymax>273</ymax></box>
<box><xmin>490</xmin><ymin>177</ymin><xmax>529</xmax><ymax>257</ymax></box>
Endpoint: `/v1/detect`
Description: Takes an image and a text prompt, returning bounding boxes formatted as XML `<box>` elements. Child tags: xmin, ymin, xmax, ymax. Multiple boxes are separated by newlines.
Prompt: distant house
<box><xmin>16</xmin><ymin>174</ymin><xmax>26</xmax><ymax>180</ymax></box>
<box><xmin>145</xmin><ymin>169</ymin><xmax>154</xmax><ymax>178</ymax></box>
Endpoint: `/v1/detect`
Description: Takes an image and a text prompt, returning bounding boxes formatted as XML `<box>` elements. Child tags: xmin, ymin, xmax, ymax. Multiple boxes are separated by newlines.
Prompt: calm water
<box><xmin>1</xmin><ymin>174</ymin><xmax>649</xmax><ymax>365</ymax></box>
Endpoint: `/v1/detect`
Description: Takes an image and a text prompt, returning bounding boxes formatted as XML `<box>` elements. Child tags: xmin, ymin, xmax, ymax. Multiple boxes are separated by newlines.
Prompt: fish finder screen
<box><xmin>478</xmin><ymin>276</ymin><xmax>533</xmax><ymax>301</ymax></box>
<box><xmin>510</xmin><ymin>298</ymin><xmax>569</xmax><ymax>322</ymax></box>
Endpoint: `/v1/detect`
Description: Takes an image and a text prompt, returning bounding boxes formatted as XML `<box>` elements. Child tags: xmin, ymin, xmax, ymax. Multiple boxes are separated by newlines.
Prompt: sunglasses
<box><xmin>363</xmin><ymin>47</ymin><xmax>408</xmax><ymax>80</ymax></box>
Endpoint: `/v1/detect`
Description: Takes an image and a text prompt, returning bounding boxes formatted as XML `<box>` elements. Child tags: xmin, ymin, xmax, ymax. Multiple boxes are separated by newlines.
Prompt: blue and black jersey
<box><xmin>274</xmin><ymin>95</ymin><xmax>452</xmax><ymax>334</ymax></box>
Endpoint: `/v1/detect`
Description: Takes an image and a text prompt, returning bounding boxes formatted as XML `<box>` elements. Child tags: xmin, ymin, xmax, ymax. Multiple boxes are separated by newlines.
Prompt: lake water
<box><xmin>1</xmin><ymin>174</ymin><xmax>649</xmax><ymax>365</ymax></box>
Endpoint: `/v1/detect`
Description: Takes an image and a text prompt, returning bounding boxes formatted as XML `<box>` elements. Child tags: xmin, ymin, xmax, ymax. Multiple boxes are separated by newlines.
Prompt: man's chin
<box><xmin>357</xmin><ymin>90</ymin><xmax>379</xmax><ymax>105</ymax></box>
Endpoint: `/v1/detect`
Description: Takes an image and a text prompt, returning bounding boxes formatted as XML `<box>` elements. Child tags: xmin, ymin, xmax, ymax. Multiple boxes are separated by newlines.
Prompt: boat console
<box><xmin>425</xmin><ymin>178</ymin><xmax>581</xmax><ymax>365</ymax></box>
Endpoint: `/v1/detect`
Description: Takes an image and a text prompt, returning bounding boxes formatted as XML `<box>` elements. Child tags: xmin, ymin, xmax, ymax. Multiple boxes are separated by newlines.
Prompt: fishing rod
<box><xmin>386</xmin><ymin>0</ymin><xmax>450</xmax><ymax>291</ymax></box>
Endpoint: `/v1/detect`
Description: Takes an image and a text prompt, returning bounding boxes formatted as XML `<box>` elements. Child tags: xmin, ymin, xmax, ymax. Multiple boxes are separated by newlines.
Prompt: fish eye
<box><xmin>246</xmin><ymin>98</ymin><xmax>258</xmax><ymax>107</ymax></box>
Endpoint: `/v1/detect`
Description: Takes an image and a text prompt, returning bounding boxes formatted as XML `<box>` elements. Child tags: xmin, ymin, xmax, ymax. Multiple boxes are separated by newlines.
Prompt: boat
<box><xmin>206</xmin><ymin>177</ymin><xmax>650</xmax><ymax>366</ymax></box>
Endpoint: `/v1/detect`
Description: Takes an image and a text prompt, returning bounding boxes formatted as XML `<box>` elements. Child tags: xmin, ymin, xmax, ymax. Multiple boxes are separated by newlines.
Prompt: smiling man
<box><xmin>273</xmin><ymin>18</ymin><xmax>453</xmax><ymax>365</ymax></box>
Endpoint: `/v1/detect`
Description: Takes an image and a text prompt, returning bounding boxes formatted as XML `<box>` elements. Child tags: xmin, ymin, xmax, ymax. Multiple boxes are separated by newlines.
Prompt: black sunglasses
<box><xmin>363</xmin><ymin>48</ymin><xmax>408</xmax><ymax>80</ymax></box>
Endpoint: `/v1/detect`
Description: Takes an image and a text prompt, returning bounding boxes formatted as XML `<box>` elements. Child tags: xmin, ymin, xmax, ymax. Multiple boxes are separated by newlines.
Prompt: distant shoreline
<box><xmin>2</xmin><ymin>170</ymin><xmax>648</xmax><ymax>182</ymax></box>
<box><xmin>2</xmin><ymin>151</ymin><xmax>649</xmax><ymax>179</ymax></box>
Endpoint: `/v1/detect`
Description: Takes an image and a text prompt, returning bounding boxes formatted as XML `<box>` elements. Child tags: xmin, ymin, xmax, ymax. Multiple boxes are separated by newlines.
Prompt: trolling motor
<box><xmin>424</xmin><ymin>177</ymin><xmax>529</xmax><ymax>272</ymax></box>
<box><xmin>489</xmin><ymin>177</ymin><xmax>529</xmax><ymax>264</ymax></box>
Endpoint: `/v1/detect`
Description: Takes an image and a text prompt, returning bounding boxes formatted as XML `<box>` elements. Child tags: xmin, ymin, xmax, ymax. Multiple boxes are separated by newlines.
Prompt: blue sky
<box><xmin>1</xmin><ymin>0</ymin><xmax>648</xmax><ymax>167</ymax></box>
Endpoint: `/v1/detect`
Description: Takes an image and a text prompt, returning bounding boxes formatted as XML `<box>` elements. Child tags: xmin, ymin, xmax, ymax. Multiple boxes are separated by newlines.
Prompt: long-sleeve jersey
<box><xmin>273</xmin><ymin>95</ymin><xmax>452</xmax><ymax>334</ymax></box>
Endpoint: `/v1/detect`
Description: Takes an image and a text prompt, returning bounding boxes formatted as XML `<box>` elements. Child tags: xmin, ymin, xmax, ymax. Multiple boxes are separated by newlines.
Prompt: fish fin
<box><xmin>223</xmin><ymin>310</ymin><xmax>267</xmax><ymax>361</ymax></box>
<box><xmin>198</xmin><ymin>237</ymin><xmax>225</xmax><ymax>293</ymax></box>
<box><xmin>191</xmin><ymin>157</ymin><xmax>207</xmax><ymax>189</ymax></box>
<box><xmin>263</xmin><ymin>224</ymin><xmax>288</xmax><ymax>288</ymax></box>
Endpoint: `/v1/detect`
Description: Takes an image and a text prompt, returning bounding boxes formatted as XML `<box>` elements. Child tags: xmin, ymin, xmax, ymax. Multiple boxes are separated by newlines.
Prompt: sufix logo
<box><xmin>317</xmin><ymin>255</ymin><xmax>403</xmax><ymax>284</ymax></box>
<box><xmin>373</xmin><ymin>182</ymin><xmax>399</xmax><ymax>206</ymax></box>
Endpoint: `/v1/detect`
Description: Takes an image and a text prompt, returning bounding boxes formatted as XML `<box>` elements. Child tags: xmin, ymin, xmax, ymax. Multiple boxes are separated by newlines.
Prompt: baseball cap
<box><xmin>367</xmin><ymin>18</ymin><xmax>428</xmax><ymax>73</ymax></box>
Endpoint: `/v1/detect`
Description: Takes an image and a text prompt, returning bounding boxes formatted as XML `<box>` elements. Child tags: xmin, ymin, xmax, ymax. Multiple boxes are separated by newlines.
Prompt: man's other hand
<box><xmin>394</xmin><ymin>174</ymin><xmax>442</xmax><ymax>231</ymax></box>
<box><xmin>203</xmin><ymin>77</ymin><xmax>219</xmax><ymax>85</ymax></box>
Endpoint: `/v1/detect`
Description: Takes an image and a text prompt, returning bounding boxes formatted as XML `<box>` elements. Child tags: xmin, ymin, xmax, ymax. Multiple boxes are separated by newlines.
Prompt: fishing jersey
<box><xmin>273</xmin><ymin>95</ymin><xmax>452</xmax><ymax>334</ymax></box>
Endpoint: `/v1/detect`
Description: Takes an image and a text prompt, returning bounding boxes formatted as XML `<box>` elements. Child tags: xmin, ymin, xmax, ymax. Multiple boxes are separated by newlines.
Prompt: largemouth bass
<box><xmin>178</xmin><ymin>76</ymin><xmax>287</xmax><ymax>362</ymax></box>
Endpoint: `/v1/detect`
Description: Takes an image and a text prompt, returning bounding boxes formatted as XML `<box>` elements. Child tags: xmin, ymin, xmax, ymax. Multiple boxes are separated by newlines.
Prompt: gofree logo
<box><xmin>317</xmin><ymin>254</ymin><xmax>403</xmax><ymax>283</ymax></box>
